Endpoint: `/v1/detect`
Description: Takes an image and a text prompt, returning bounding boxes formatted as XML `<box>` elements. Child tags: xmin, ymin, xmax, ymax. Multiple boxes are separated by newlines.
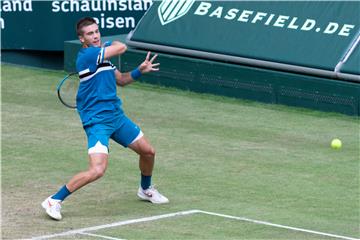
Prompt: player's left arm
<box><xmin>115</xmin><ymin>52</ymin><xmax>160</xmax><ymax>87</ymax></box>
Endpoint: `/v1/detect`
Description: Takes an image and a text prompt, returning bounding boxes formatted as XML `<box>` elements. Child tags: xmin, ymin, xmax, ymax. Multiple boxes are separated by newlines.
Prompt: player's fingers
<box><xmin>151</xmin><ymin>68</ymin><xmax>160</xmax><ymax>71</ymax></box>
<box><xmin>150</xmin><ymin>54</ymin><xmax>158</xmax><ymax>63</ymax></box>
<box><xmin>152</xmin><ymin>63</ymin><xmax>160</xmax><ymax>67</ymax></box>
<box><xmin>146</xmin><ymin>51</ymin><xmax>151</xmax><ymax>60</ymax></box>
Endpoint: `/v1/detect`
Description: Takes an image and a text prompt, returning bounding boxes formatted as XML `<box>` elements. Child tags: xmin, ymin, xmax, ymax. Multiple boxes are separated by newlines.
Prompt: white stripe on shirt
<box><xmin>79</xmin><ymin>65</ymin><xmax>114</xmax><ymax>82</ymax></box>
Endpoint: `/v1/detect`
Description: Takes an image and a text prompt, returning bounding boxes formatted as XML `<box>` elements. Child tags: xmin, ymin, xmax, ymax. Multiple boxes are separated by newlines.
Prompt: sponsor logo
<box><xmin>145</xmin><ymin>192</ymin><xmax>153</xmax><ymax>197</ymax></box>
<box><xmin>158</xmin><ymin>0</ymin><xmax>195</xmax><ymax>25</ymax></box>
<box><xmin>158</xmin><ymin>1</ymin><xmax>356</xmax><ymax>37</ymax></box>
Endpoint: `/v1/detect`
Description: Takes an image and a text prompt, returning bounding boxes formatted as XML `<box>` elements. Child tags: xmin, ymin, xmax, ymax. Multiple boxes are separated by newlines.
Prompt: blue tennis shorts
<box><xmin>84</xmin><ymin>114</ymin><xmax>142</xmax><ymax>154</ymax></box>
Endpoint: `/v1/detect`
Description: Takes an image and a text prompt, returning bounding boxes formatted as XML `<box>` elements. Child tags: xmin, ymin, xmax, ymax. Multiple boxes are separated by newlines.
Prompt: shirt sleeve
<box><xmin>84</xmin><ymin>47</ymin><xmax>106</xmax><ymax>70</ymax></box>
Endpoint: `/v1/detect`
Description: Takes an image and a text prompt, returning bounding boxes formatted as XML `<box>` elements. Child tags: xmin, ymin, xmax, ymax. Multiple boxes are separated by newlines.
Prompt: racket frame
<box><xmin>57</xmin><ymin>72</ymin><xmax>78</xmax><ymax>109</ymax></box>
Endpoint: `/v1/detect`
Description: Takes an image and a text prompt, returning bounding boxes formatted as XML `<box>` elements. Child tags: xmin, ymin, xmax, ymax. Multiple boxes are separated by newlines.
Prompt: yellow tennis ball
<box><xmin>331</xmin><ymin>138</ymin><xmax>342</xmax><ymax>149</ymax></box>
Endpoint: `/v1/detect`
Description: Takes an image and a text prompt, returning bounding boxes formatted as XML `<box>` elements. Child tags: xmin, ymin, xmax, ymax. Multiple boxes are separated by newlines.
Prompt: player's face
<box><xmin>79</xmin><ymin>23</ymin><xmax>101</xmax><ymax>47</ymax></box>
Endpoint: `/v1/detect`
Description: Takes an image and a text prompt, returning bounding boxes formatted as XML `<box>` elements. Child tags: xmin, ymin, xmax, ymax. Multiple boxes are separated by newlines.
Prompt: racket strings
<box><xmin>58</xmin><ymin>74</ymin><xmax>79</xmax><ymax>108</ymax></box>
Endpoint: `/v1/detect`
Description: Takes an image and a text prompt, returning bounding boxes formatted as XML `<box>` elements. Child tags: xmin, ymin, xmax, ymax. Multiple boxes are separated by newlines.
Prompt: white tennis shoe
<box><xmin>41</xmin><ymin>196</ymin><xmax>62</xmax><ymax>220</ymax></box>
<box><xmin>137</xmin><ymin>186</ymin><xmax>169</xmax><ymax>204</ymax></box>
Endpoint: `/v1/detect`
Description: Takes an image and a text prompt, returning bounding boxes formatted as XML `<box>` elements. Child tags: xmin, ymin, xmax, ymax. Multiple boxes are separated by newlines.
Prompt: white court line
<box><xmin>30</xmin><ymin>210</ymin><xmax>200</xmax><ymax>240</ymax></box>
<box><xmin>78</xmin><ymin>232</ymin><xmax>126</xmax><ymax>240</ymax></box>
<box><xmin>29</xmin><ymin>209</ymin><xmax>359</xmax><ymax>240</ymax></box>
<box><xmin>198</xmin><ymin>210</ymin><xmax>359</xmax><ymax>240</ymax></box>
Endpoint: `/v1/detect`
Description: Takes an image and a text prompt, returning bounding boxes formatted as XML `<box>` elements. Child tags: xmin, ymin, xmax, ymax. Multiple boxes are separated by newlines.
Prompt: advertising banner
<box><xmin>128</xmin><ymin>1</ymin><xmax>360</xmax><ymax>77</ymax></box>
<box><xmin>0</xmin><ymin>0</ymin><xmax>152</xmax><ymax>51</ymax></box>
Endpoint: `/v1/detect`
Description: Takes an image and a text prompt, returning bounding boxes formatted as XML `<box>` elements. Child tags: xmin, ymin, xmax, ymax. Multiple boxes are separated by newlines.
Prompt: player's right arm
<box><xmin>103</xmin><ymin>41</ymin><xmax>127</xmax><ymax>60</ymax></box>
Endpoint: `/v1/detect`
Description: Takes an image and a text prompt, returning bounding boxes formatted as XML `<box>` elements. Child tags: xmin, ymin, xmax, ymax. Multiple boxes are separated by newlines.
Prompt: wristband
<box><xmin>131</xmin><ymin>68</ymin><xmax>142</xmax><ymax>80</ymax></box>
<box><xmin>103</xmin><ymin>41</ymin><xmax>112</xmax><ymax>47</ymax></box>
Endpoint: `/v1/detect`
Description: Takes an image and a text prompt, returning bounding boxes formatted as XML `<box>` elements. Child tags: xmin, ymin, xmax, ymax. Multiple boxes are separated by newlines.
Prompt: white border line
<box><xmin>198</xmin><ymin>210</ymin><xmax>359</xmax><ymax>240</ymax></box>
<box><xmin>30</xmin><ymin>210</ymin><xmax>200</xmax><ymax>240</ymax></box>
<box><xmin>29</xmin><ymin>209</ymin><xmax>359</xmax><ymax>240</ymax></box>
<box><xmin>78</xmin><ymin>232</ymin><xmax>125</xmax><ymax>240</ymax></box>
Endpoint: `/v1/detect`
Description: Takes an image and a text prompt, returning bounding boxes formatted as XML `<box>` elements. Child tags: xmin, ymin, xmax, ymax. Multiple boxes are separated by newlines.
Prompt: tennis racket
<box><xmin>57</xmin><ymin>72</ymin><xmax>79</xmax><ymax>109</ymax></box>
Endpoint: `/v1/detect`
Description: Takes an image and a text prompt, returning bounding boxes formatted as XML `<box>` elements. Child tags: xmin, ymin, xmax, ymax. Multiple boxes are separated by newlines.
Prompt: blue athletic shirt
<box><xmin>76</xmin><ymin>46</ymin><xmax>123</xmax><ymax>127</ymax></box>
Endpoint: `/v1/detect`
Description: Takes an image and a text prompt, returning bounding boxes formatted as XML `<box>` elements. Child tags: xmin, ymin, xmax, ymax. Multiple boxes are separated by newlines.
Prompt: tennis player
<box><xmin>42</xmin><ymin>17</ymin><xmax>168</xmax><ymax>220</ymax></box>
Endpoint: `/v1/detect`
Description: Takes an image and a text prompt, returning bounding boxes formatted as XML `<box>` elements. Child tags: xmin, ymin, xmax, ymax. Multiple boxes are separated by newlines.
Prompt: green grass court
<box><xmin>2</xmin><ymin>63</ymin><xmax>359</xmax><ymax>239</ymax></box>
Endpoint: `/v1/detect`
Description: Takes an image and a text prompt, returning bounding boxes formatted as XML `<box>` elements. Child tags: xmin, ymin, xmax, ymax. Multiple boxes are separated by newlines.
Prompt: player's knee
<box><xmin>142</xmin><ymin>146</ymin><xmax>155</xmax><ymax>159</ymax></box>
<box><xmin>149</xmin><ymin>146</ymin><xmax>156</xmax><ymax>157</ymax></box>
<box><xmin>96</xmin><ymin>168</ymin><xmax>106</xmax><ymax>178</ymax></box>
<box><xmin>89</xmin><ymin>166</ymin><xmax>106</xmax><ymax>180</ymax></box>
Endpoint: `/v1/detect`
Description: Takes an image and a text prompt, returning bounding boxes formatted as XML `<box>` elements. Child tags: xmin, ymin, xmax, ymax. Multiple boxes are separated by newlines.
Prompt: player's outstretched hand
<box><xmin>139</xmin><ymin>52</ymin><xmax>160</xmax><ymax>74</ymax></box>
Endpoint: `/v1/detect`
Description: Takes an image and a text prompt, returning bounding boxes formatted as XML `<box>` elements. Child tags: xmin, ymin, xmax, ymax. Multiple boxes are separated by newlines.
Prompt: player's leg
<box><xmin>129</xmin><ymin>136</ymin><xmax>155</xmax><ymax>177</ymax></box>
<box><xmin>66</xmin><ymin>153</ymin><xmax>108</xmax><ymax>191</ymax></box>
<box><xmin>128</xmin><ymin>136</ymin><xmax>169</xmax><ymax>204</ymax></box>
<box><xmin>42</xmin><ymin>125</ymin><xmax>111</xmax><ymax>220</ymax></box>
<box><xmin>129</xmin><ymin>135</ymin><xmax>154</xmax><ymax>191</ymax></box>
<box><xmin>63</xmin><ymin>124</ymin><xmax>111</xmax><ymax>192</ymax></box>
<box><xmin>111</xmin><ymin>115</ymin><xmax>169</xmax><ymax>204</ymax></box>
<box><xmin>41</xmin><ymin>153</ymin><xmax>108</xmax><ymax>220</ymax></box>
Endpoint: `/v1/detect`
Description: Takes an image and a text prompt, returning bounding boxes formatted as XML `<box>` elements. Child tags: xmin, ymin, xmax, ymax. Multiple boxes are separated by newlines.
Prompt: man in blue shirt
<box><xmin>42</xmin><ymin>17</ymin><xmax>168</xmax><ymax>220</ymax></box>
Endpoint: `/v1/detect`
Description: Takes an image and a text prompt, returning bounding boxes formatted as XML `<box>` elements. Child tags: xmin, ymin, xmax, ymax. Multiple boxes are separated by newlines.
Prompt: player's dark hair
<box><xmin>76</xmin><ymin>17</ymin><xmax>97</xmax><ymax>36</ymax></box>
